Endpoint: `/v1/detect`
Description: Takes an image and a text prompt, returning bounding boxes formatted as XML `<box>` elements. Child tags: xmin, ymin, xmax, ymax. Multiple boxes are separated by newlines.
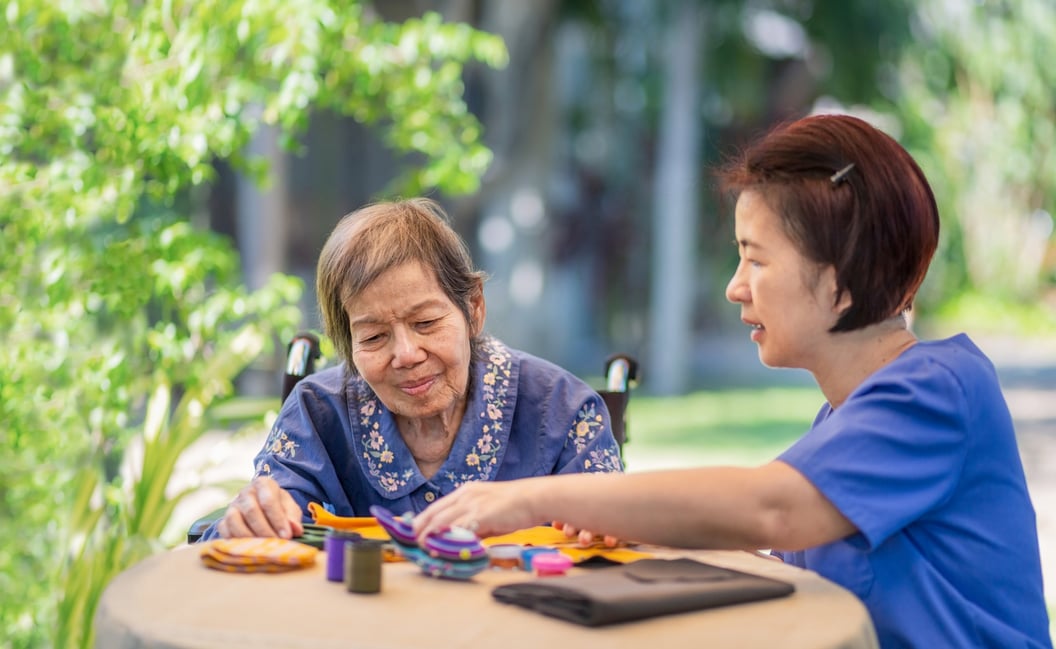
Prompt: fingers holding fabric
<box><xmin>552</xmin><ymin>520</ymin><xmax>621</xmax><ymax>548</ymax></box>
<box><xmin>413</xmin><ymin>480</ymin><xmax>536</xmax><ymax>542</ymax></box>
<box><xmin>217</xmin><ymin>476</ymin><xmax>303</xmax><ymax>539</ymax></box>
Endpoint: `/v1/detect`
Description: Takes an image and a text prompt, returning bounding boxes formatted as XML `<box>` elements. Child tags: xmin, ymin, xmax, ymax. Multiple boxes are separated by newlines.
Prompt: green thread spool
<box><xmin>344</xmin><ymin>540</ymin><xmax>383</xmax><ymax>594</ymax></box>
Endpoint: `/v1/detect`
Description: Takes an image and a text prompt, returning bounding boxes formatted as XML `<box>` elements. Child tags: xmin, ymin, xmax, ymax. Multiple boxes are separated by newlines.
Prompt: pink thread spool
<box><xmin>532</xmin><ymin>552</ymin><xmax>573</xmax><ymax>577</ymax></box>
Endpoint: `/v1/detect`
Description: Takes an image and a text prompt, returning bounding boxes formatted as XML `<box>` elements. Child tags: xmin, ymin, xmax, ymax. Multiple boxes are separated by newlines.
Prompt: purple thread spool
<box><xmin>324</xmin><ymin>531</ymin><xmax>362</xmax><ymax>582</ymax></box>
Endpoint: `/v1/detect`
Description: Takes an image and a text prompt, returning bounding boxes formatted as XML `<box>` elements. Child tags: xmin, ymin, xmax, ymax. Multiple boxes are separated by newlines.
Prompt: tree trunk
<box><xmin>236</xmin><ymin>122</ymin><xmax>289</xmax><ymax>394</ymax></box>
<box><xmin>647</xmin><ymin>0</ymin><xmax>704</xmax><ymax>395</ymax></box>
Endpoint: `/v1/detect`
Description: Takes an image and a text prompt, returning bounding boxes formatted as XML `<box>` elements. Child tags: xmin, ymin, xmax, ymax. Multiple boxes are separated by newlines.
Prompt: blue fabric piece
<box><xmin>774</xmin><ymin>334</ymin><xmax>1051</xmax><ymax>648</ymax></box>
<box><xmin>201</xmin><ymin>337</ymin><xmax>622</xmax><ymax>540</ymax></box>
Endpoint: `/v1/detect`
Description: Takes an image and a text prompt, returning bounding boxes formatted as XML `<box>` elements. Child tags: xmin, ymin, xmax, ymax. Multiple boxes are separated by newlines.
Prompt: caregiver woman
<box><xmin>416</xmin><ymin>114</ymin><xmax>1052</xmax><ymax>649</ymax></box>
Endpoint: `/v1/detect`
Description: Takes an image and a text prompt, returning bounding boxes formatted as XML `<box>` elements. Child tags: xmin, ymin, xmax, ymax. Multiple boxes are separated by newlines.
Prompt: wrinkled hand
<box><xmin>413</xmin><ymin>480</ymin><xmax>537</xmax><ymax>542</ymax></box>
<box><xmin>552</xmin><ymin>520</ymin><xmax>620</xmax><ymax>548</ymax></box>
<box><xmin>216</xmin><ymin>475</ymin><xmax>304</xmax><ymax>539</ymax></box>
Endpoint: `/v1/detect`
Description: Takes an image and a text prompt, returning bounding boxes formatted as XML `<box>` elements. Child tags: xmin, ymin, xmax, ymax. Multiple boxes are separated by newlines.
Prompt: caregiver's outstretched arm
<box><xmin>413</xmin><ymin>461</ymin><xmax>855</xmax><ymax>551</ymax></box>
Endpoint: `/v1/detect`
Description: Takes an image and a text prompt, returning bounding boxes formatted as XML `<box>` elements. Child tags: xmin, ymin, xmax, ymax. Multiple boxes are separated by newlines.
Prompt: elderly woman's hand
<box><xmin>216</xmin><ymin>475</ymin><xmax>304</xmax><ymax>540</ymax></box>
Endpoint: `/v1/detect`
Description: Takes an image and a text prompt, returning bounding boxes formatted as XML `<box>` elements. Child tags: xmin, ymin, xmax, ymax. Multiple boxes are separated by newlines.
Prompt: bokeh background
<box><xmin>220</xmin><ymin>0</ymin><xmax>1056</xmax><ymax>395</ymax></box>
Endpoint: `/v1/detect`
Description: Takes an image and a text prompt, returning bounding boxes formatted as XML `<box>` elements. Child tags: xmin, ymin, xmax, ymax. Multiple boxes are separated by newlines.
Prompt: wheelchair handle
<box><xmin>285</xmin><ymin>333</ymin><xmax>321</xmax><ymax>377</ymax></box>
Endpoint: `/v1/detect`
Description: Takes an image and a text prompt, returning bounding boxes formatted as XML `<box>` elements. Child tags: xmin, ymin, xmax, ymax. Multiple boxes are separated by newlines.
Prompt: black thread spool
<box><xmin>345</xmin><ymin>540</ymin><xmax>384</xmax><ymax>594</ymax></box>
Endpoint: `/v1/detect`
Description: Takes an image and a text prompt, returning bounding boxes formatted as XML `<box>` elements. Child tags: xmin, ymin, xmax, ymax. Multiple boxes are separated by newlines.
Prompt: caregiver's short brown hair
<box><xmin>718</xmin><ymin>113</ymin><xmax>940</xmax><ymax>332</ymax></box>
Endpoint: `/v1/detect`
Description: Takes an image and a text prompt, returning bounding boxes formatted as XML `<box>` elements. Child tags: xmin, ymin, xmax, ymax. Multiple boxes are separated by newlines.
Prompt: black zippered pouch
<box><xmin>492</xmin><ymin>557</ymin><xmax>794</xmax><ymax>627</ymax></box>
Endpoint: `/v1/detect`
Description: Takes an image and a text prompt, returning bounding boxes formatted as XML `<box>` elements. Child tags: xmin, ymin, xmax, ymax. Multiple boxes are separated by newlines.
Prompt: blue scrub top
<box><xmin>201</xmin><ymin>337</ymin><xmax>622</xmax><ymax>540</ymax></box>
<box><xmin>775</xmin><ymin>334</ymin><xmax>1051</xmax><ymax>648</ymax></box>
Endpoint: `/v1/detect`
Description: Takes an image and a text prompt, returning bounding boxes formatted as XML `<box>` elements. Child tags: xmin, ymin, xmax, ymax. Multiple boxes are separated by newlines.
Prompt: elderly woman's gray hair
<box><xmin>316</xmin><ymin>198</ymin><xmax>488</xmax><ymax>373</ymax></box>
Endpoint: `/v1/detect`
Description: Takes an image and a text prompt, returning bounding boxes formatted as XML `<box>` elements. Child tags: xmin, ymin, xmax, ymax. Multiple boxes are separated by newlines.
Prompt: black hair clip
<box><xmin>830</xmin><ymin>163</ymin><xmax>855</xmax><ymax>186</ymax></box>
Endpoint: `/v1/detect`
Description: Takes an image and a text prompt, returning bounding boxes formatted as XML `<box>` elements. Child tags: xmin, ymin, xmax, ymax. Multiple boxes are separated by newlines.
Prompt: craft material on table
<box><xmin>370</xmin><ymin>505</ymin><xmax>490</xmax><ymax>580</ymax></box>
<box><xmin>311</xmin><ymin>504</ymin><xmax>655</xmax><ymax>566</ymax></box>
<box><xmin>199</xmin><ymin>537</ymin><xmax>319</xmax><ymax>573</ymax></box>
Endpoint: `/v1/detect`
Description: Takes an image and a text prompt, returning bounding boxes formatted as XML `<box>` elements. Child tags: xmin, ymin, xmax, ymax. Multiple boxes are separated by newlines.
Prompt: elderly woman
<box><xmin>205</xmin><ymin>198</ymin><xmax>622</xmax><ymax>541</ymax></box>
<box><xmin>415</xmin><ymin>115</ymin><xmax>1051</xmax><ymax>648</ymax></box>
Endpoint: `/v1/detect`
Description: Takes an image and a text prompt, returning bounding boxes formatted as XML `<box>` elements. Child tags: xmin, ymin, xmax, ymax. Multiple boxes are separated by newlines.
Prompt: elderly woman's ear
<box><xmin>468</xmin><ymin>280</ymin><xmax>487</xmax><ymax>338</ymax></box>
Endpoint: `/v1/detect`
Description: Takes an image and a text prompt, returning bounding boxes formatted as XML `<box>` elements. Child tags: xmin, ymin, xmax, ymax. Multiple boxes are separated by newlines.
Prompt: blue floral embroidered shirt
<box><xmin>201</xmin><ymin>338</ymin><xmax>622</xmax><ymax>539</ymax></box>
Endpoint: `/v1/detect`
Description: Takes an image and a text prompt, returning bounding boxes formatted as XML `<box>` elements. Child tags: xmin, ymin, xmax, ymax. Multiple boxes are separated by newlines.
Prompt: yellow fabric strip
<box><xmin>483</xmin><ymin>527</ymin><xmax>653</xmax><ymax>563</ymax></box>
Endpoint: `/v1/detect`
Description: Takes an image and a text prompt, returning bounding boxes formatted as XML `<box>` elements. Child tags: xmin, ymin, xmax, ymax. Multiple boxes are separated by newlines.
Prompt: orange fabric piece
<box><xmin>307</xmin><ymin>502</ymin><xmax>391</xmax><ymax>540</ymax></box>
<box><xmin>200</xmin><ymin>538</ymin><xmax>318</xmax><ymax>573</ymax></box>
<box><xmin>200</xmin><ymin>556</ymin><xmax>301</xmax><ymax>574</ymax></box>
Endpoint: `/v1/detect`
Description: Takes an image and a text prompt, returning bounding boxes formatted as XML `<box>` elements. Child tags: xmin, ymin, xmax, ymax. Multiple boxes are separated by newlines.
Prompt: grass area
<box><xmin>621</xmin><ymin>386</ymin><xmax>825</xmax><ymax>468</ymax></box>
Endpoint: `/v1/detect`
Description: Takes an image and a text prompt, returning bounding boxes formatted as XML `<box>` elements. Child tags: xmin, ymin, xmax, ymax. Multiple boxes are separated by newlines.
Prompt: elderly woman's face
<box><xmin>346</xmin><ymin>261</ymin><xmax>483</xmax><ymax>420</ymax></box>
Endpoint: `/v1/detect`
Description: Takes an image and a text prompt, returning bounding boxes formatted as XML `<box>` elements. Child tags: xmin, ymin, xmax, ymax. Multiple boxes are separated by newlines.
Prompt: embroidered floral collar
<box><xmin>348</xmin><ymin>337</ymin><xmax>519</xmax><ymax>499</ymax></box>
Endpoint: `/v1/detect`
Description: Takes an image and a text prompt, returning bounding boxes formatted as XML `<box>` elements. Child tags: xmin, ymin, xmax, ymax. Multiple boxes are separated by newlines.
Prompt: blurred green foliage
<box><xmin>0</xmin><ymin>1</ymin><xmax>505</xmax><ymax>646</ymax></box>
<box><xmin>896</xmin><ymin>0</ymin><xmax>1056</xmax><ymax>315</ymax></box>
<box><xmin>927</xmin><ymin>291</ymin><xmax>1056</xmax><ymax>338</ymax></box>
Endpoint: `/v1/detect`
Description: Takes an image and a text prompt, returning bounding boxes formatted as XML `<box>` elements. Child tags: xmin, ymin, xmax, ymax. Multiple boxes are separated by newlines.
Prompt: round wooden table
<box><xmin>95</xmin><ymin>545</ymin><xmax>878</xmax><ymax>649</ymax></box>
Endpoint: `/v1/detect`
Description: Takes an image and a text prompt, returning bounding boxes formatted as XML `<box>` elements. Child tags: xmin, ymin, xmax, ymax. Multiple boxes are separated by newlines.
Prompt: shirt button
<box><xmin>424</xmin><ymin>492</ymin><xmax>436</xmax><ymax>503</ymax></box>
